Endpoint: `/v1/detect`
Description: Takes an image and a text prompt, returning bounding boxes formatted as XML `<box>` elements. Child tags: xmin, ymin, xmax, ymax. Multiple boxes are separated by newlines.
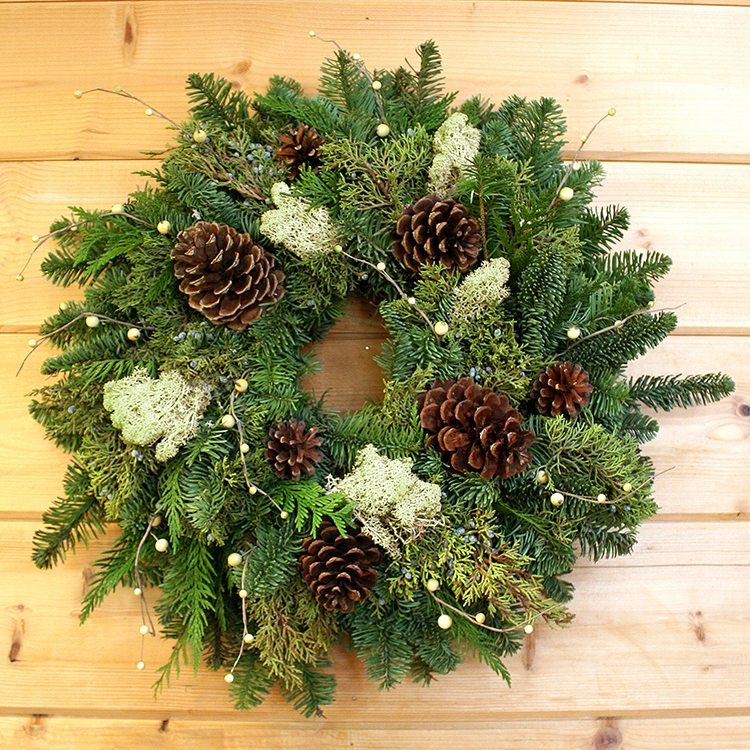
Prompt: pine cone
<box><xmin>172</xmin><ymin>222</ymin><xmax>284</xmax><ymax>331</ymax></box>
<box><xmin>531</xmin><ymin>361</ymin><xmax>593</xmax><ymax>418</ymax></box>
<box><xmin>418</xmin><ymin>377</ymin><xmax>535</xmax><ymax>480</ymax></box>
<box><xmin>266</xmin><ymin>419</ymin><xmax>323</xmax><ymax>480</ymax></box>
<box><xmin>276</xmin><ymin>124</ymin><xmax>324</xmax><ymax>179</ymax></box>
<box><xmin>300</xmin><ymin>521</ymin><xmax>381</xmax><ymax>613</ymax></box>
<box><xmin>392</xmin><ymin>194</ymin><xmax>482</xmax><ymax>273</ymax></box>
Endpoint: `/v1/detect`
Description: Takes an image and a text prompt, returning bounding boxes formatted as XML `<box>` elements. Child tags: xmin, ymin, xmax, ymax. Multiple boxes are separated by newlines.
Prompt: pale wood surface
<box><xmin>2</xmin><ymin>519</ymin><xmax>749</xmax><ymax>720</ymax></box>
<box><xmin>1</xmin><ymin>0</ymin><xmax>749</xmax><ymax>746</ymax></box>
<box><xmin>1</xmin><ymin>2</ymin><xmax>750</xmax><ymax>162</ymax></box>
<box><xmin>4</xmin><ymin>716</ymin><xmax>750</xmax><ymax>750</ymax></box>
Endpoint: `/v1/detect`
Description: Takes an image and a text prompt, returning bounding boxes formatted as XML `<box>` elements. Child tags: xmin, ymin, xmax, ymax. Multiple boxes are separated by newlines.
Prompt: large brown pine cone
<box><xmin>418</xmin><ymin>377</ymin><xmax>536</xmax><ymax>480</ymax></box>
<box><xmin>300</xmin><ymin>521</ymin><xmax>381</xmax><ymax>613</ymax></box>
<box><xmin>172</xmin><ymin>222</ymin><xmax>284</xmax><ymax>331</ymax></box>
<box><xmin>392</xmin><ymin>194</ymin><xmax>482</xmax><ymax>273</ymax></box>
<box><xmin>531</xmin><ymin>361</ymin><xmax>593</xmax><ymax>418</ymax></box>
<box><xmin>275</xmin><ymin>124</ymin><xmax>325</xmax><ymax>179</ymax></box>
<box><xmin>266</xmin><ymin>419</ymin><xmax>323</xmax><ymax>480</ymax></box>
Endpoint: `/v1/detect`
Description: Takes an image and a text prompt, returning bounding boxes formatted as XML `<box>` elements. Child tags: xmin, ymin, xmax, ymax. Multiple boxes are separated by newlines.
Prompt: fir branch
<box><xmin>32</xmin><ymin>465</ymin><xmax>106</xmax><ymax>569</ymax></box>
<box><xmin>629</xmin><ymin>373</ymin><xmax>735</xmax><ymax>411</ymax></box>
<box><xmin>186</xmin><ymin>73</ymin><xmax>253</xmax><ymax>132</ymax></box>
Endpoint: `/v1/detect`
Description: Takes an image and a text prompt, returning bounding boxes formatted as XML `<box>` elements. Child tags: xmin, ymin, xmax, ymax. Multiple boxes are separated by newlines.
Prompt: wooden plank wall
<box><xmin>1</xmin><ymin>2</ymin><xmax>748</xmax><ymax>748</ymax></box>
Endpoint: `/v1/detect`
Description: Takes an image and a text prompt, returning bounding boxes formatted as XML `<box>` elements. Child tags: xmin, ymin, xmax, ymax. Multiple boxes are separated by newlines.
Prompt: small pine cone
<box><xmin>266</xmin><ymin>419</ymin><xmax>323</xmax><ymax>480</ymax></box>
<box><xmin>300</xmin><ymin>521</ymin><xmax>381</xmax><ymax>613</ymax></box>
<box><xmin>392</xmin><ymin>194</ymin><xmax>482</xmax><ymax>273</ymax></box>
<box><xmin>172</xmin><ymin>222</ymin><xmax>284</xmax><ymax>331</ymax></box>
<box><xmin>531</xmin><ymin>361</ymin><xmax>593</xmax><ymax>418</ymax></box>
<box><xmin>276</xmin><ymin>124</ymin><xmax>325</xmax><ymax>179</ymax></box>
<box><xmin>418</xmin><ymin>377</ymin><xmax>535</xmax><ymax>480</ymax></box>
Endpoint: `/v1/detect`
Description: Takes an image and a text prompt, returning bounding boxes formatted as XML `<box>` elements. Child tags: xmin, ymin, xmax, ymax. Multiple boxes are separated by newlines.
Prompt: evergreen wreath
<box><xmin>22</xmin><ymin>39</ymin><xmax>734</xmax><ymax>717</ymax></box>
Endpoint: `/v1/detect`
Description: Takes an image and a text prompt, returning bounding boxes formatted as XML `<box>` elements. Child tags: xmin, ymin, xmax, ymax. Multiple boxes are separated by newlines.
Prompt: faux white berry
<box><xmin>234</xmin><ymin>378</ymin><xmax>248</xmax><ymax>393</ymax></box>
<box><xmin>559</xmin><ymin>186</ymin><xmax>574</xmax><ymax>202</ymax></box>
<box><xmin>220</xmin><ymin>414</ymin><xmax>236</xmax><ymax>429</ymax></box>
<box><xmin>566</xmin><ymin>326</ymin><xmax>581</xmax><ymax>340</ymax></box>
<box><xmin>192</xmin><ymin>129</ymin><xmax>208</xmax><ymax>144</ymax></box>
<box><xmin>157</xmin><ymin>220</ymin><xmax>171</xmax><ymax>235</ymax></box>
<box><xmin>426</xmin><ymin>579</ymin><xmax>440</xmax><ymax>592</ymax></box>
<box><xmin>154</xmin><ymin>538</ymin><xmax>169</xmax><ymax>553</ymax></box>
<box><xmin>550</xmin><ymin>492</ymin><xmax>565</xmax><ymax>507</ymax></box>
<box><xmin>376</xmin><ymin>123</ymin><xmax>391</xmax><ymax>138</ymax></box>
<box><xmin>85</xmin><ymin>315</ymin><xmax>100</xmax><ymax>328</ymax></box>
<box><xmin>475</xmin><ymin>612</ymin><xmax>486</xmax><ymax>624</ymax></box>
<box><xmin>434</xmin><ymin>321</ymin><xmax>450</xmax><ymax>336</ymax></box>
<box><xmin>127</xmin><ymin>328</ymin><xmax>141</xmax><ymax>341</ymax></box>
<box><xmin>437</xmin><ymin>614</ymin><xmax>453</xmax><ymax>630</ymax></box>
<box><xmin>227</xmin><ymin>552</ymin><xmax>243</xmax><ymax>568</ymax></box>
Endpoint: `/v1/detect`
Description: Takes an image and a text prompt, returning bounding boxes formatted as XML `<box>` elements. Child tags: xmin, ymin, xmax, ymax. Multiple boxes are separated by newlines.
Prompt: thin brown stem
<box><xmin>555</xmin><ymin>303</ymin><xmax>686</xmax><ymax>359</ymax></box>
<box><xmin>428</xmin><ymin>590</ymin><xmax>559</xmax><ymax>634</ymax></box>
<box><xmin>546</xmin><ymin>110</ymin><xmax>614</xmax><ymax>212</ymax></box>
<box><xmin>337</xmin><ymin>248</ymin><xmax>438</xmax><ymax>334</ymax></box>
<box><xmin>17</xmin><ymin>211</ymin><xmax>151</xmax><ymax>278</ymax></box>
<box><xmin>17</xmin><ymin>312</ymin><xmax>153</xmax><ymax>376</ymax></box>
<box><xmin>552</xmin><ymin>466</ymin><xmax>676</xmax><ymax>505</ymax></box>
<box><xmin>79</xmin><ymin>87</ymin><xmax>181</xmax><ymax>130</ymax></box>
<box><xmin>229</xmin><ymin>560</ymin><xmax>251</xmax><ymax>675</ymax></box>
<box><xmin>228</xmin><ymin>385</ymin><xmax>281</xmax><ymax>510</ymax></box>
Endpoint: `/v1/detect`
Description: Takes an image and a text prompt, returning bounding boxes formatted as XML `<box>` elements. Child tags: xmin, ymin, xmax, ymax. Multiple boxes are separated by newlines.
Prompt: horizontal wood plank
<box><xmin>1</xmin><ymin>330</ymin><xmax>746</xmax><ymax>518</ymax></box>
<box><xmin>1</xmin><ymin>519</ymin><xmax>748</xmax><ymax>720</ymax></box>
<box><xmin>0</xmin><ymin>2</ymin><xmax>749</xmax><ymax>161</ymax></box>
<box><xmin>3</xmin><ymin>160</ymin><xmax>749</xmax><ymax>332</ymax></box>
<box><xmin>3</xmin><ymin>715</ymin><xmax>750</xmax><ymax>750</ymax></box>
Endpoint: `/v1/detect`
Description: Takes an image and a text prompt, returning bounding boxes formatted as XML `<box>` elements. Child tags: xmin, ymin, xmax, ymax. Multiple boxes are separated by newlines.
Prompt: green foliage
<box><xmin>186</xmin><ymin>73</ymin><xmax>254</xmax><ymax>132</ymax></box>
<box><xmin>28</xmin><ymin>41</ymin><xmax>733</xmax><ymax>717</ymax></box>
<box><xmin>273</xmin><ymin>479</ymin><xmax>352</xmax><ymax>535</ymax></box>
<box><xmin>387</xmin><ymin>41</ymin><xmax>456</xmax><ymax>132</ymax></box>
<box><xmin>155</xmin><ymin>539</ymin><xmax>217</xmax><ymax>688</ymax></box>
<box><xmin>243</xmin><ymin>523</ymin><xmax>300</xmax><ymax>597</ymax></box>
<box><xmin>629</xmin><ymin>372</ymin><xmax>735</xmax><ymax>411</ymax></box>
<box><xmin>31</xmin><ymin>462</ymin><xmax>106</xmax><ymax>569</ymax></box>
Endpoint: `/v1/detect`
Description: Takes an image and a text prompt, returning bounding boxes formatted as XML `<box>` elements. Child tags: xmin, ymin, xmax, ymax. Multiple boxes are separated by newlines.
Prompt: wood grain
<box><xmin>1</xmin><ymin>519</ymin><xmax>748</xmax><ymax>720</ymax></box>
<box><xmin>1</xmin><ymin>0</ymin><xmax>748</xmax><ymax>742</ymax></box>
<box><xmin>3</xmin><ymin>160</ymin><xmax>749</xmax><ymax>332</ymax></box>
<box><xmin>3</xmin><ymin>715</ymin><xmax>750</xmax><ymax>750</ymax></box>
<box><xmin>0</xmin><ymin>2</ymin><xmax>749</xmax><ymax>161</ymax></box>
